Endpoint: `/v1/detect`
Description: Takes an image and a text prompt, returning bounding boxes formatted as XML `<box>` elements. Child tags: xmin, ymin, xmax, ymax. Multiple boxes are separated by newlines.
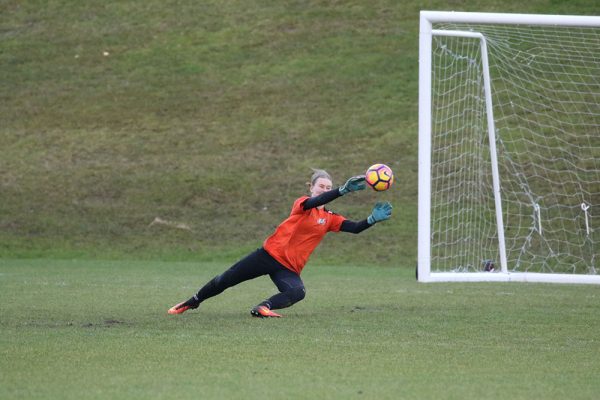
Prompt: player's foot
<box><xmin>250</xmin><ymin>305</ymin><xmax>282</xmax><ymax>318</ymax></box>
<box><xmin>167</xmin><ymin>298</ymin><xmax>199</xmax><ymax>315</ymax></box>
<box><xmin>168</xmin><ymin>302</ymin><xmax>191</xmax><ymax>314</ymax></box>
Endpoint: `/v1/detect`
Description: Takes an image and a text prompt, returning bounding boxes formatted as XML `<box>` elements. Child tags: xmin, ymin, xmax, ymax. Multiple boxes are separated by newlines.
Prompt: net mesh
<box><xmin>430</xmin><ymin>23</ymin><xmax>600</xmax><ymax>274</ymax></box>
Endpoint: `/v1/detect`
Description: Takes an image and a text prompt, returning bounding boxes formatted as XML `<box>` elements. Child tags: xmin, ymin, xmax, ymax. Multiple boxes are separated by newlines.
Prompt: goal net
<box><xmin>418</xmin><ymin>12</ymin><xmax>600</xmax><ymax>284</ymax></box>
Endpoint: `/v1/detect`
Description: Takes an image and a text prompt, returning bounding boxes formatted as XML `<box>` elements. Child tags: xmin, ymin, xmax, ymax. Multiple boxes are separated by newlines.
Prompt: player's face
<box><xmin>310</xmin><ymin>177</ymin><xmax>333</xmax><ymax>197</ymax></box>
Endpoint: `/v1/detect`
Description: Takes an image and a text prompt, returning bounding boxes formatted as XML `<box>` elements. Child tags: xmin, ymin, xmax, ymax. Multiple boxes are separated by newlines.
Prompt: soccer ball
<box><xmin>365</xmin><ymin>163</ymin><xmax>394</xmax><ymax>191</ymax></box>
<box><xmin>483</xmin><ymin>260</ymin><xmax>495</xmax><ymax>272</ymax></box>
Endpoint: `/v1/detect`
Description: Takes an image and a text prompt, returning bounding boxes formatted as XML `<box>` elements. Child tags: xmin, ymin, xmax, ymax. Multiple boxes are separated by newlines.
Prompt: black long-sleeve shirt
<box><xmin>302</xmin><ymin>188</ymin><xmax>372</xmax><ymax>234</ymax></box>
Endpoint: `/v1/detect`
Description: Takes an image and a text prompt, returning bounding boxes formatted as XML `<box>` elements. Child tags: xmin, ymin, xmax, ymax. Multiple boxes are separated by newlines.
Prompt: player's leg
<box><xmin>168</xmin><ymin>248</ymin><xmax>270</xmax><ymax>314</ymax></box>
<box><xmin>251</xmin><ymin>267</ymin><xmax>305</xmax><ymax>318</ymax></box>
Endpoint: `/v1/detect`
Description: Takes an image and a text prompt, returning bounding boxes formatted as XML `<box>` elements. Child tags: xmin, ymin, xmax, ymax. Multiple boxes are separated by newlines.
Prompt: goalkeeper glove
<box><xmin>338</xmin><ymin>175</ymin><xmax>366</xmax><ymax>195</ymax></box>
<box><xmin>367</xmin><ymin>202</ymin><xmax>393</xmax><ymax>225</ymax></box>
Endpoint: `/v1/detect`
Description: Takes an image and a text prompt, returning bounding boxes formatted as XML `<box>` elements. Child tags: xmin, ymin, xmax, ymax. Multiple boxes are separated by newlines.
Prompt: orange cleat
<box><xmin>250</xmin><ymin>305</ymin><xmax>282</xmax><ymax>318</ymax></box>
<box><xmin>168</xmin><ymin>302</ymin><xmax>192</xmax><ymax>315</ymax></box>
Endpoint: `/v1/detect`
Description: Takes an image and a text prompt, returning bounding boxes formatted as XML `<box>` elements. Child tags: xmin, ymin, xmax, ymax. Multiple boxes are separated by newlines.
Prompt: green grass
<box><xmin>2</xmin><ymin>259</ymin><xmax>600</xmax><ymax>399</ymax></box>
<box><xmin>2</xmin><ymin>0</ymin><xmax>598</xmax><ymax>265</ymax></box>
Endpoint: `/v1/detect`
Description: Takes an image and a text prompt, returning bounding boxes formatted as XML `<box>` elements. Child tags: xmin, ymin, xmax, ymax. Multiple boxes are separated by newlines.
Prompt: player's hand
<box><xmin>339</xmin><ymin>175</ymin><xmax>366</xmax><ymax>195</ymax></box>
<box><xmin>367</xmin><ymin>202</ymin><xmax>393</xmax><ymax>224</ymax></box>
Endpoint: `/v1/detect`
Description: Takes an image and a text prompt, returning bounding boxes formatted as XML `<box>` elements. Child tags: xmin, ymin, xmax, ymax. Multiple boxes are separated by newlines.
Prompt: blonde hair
<box><xmin>308</xmin><ymin>169</ymin><xmax>333</xmax><ymax>191</ymax></box>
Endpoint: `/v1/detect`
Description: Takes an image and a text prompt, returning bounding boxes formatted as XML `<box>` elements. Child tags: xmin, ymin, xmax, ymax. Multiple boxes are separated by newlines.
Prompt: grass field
<box><xmin>2</xmin><ymin>258</ymin><xmax>600</xmax><ymax>400</ymax></box>
<box><xmin>2</xmin><ymin>1</ymin><xmax>600</xmax><ymax>399</ymax></box>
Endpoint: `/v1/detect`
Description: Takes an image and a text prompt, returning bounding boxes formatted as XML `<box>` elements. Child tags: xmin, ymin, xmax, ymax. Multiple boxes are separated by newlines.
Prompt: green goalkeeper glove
<box><xmin>367</xmin><ymin>202</ymin><xmax>393</xmax><ymax>225</ymax></box>
<box><xmin>338</xmin><ymin>175</ymin><xmax>366</xmax><ymax>195</ymax></box>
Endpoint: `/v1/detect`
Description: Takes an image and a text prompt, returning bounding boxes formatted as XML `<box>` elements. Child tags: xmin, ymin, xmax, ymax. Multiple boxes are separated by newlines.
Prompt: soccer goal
<box><xmin>418</xmin><ymin>11</ymin><xmax>600</xmax><ymax>284</ymax></box>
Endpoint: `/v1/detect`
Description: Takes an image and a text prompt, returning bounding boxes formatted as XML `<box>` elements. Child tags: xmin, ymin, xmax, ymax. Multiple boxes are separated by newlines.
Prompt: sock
<box><xmin>257</xmin><ymin>300</ymin><xmax>272</xmax><ymax>310</ymax></box>
<box><xmin>264</xmin><ymin>287</ymin><xmax>305</xmax><ymax>310</ymax></box>
<box><xmin>182</xmin><ymin>295</ymin><xmax>200</xmax><ymax>309</ymax></box>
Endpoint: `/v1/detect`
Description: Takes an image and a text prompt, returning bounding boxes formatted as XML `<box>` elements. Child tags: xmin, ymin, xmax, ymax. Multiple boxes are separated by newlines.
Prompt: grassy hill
<box><xmin>1</xmin><ymin>0</ymin><xmax>598</xmax><ymax>266</ymax></box>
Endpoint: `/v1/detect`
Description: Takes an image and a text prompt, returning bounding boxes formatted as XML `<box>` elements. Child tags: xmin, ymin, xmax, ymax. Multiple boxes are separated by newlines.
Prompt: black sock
<box><xmin>194</xmin><ymin>275</ymin><xmax>228</xmax><ymax>303</ymax></box>
<box><xmin>265</xmin><ymin>287</ymin><xmax>305</xmax><ymax>310</ymax></box>
<box><xmin>257</xmin><ymin>300</ymin><xmax>272</xmax><ymax>309</ymax></box>
<box><xmin>182</xmin><ymin>295</ymin><xmax>200</xmax><ymax>309</ymax></box>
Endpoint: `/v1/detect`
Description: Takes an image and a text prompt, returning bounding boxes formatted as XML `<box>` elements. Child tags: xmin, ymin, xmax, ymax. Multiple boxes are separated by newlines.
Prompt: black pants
<box><xmin>194</xmin><ymin>247</ymin><xmax>306</xmax><ymax>310</ymax></box>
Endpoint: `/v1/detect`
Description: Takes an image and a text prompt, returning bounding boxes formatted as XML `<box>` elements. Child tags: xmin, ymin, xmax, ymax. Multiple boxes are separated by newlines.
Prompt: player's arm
<box><xmin>303</xmin><ymin>189</ymin><xmax>342</xmax><ymax>210</ymax></box>
<box><xmin>340</xmin><ymin>202</ymin><xmax>393</xmax><ymax>234</ymax></box>
<box><xmin>303</xmin><ymin>176</ymin><xmax>367</xmax><ymax>211</ymax></box>
<box><xmin>340</xmin><ymin>219</ymin><xmax>372</xmax><ymax>233</ymax></box>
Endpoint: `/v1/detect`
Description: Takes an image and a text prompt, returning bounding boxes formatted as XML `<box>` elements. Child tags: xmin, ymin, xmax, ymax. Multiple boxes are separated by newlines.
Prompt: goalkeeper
<box><xmin>168</xmin><ymin>169</ymin><xmax>393</xmax><ymax>318</ymax></box>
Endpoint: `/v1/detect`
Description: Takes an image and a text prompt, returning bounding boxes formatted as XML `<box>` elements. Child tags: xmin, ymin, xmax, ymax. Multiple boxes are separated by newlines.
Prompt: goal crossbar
<box><xmin>421</xmin><ymin>11</ymin><xmax>600</xmax><ymax>27</ymax></box>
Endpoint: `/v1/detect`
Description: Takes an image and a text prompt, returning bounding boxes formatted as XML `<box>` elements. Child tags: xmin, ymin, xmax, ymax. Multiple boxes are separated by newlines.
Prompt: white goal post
<box><xmin>418</xmin><ymin>11</ymin><xmax>600</xmax><ymax>284</ymax></box>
